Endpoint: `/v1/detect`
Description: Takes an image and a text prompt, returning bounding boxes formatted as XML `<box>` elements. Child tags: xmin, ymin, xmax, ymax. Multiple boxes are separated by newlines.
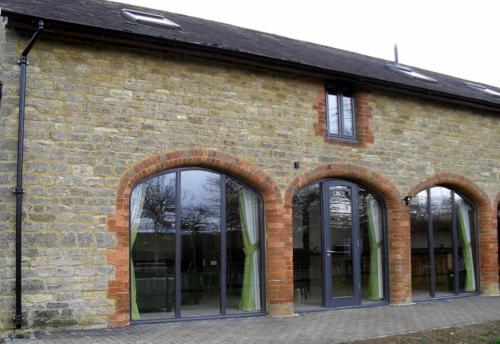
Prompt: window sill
<box><xmin>325</xmin><ymin>135</ymin><xmax>359</xmax><ymax>144</ymax></box>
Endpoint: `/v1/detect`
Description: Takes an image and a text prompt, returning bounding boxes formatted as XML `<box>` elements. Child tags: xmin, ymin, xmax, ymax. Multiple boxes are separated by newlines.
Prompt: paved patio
<box><xmin>6</xmin><ymin>296</ymin><xmax>500</xmax><ymax>344</ymax></box>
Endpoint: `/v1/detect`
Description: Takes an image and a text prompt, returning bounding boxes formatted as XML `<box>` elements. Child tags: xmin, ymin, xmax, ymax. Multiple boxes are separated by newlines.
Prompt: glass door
<box><xmin>131</xmin><ymin>168</ymin><xmax>265</xmax><ymax>321</ymax></box>
<box><xmin>410</xmin><ymin>187</ymin><xmax>479</xmax><ymax>300</ymax></box>
<box><xmin>322</xmin><ymin>181</ymin><xmax>361</xmax><ymax>307</ymax></box>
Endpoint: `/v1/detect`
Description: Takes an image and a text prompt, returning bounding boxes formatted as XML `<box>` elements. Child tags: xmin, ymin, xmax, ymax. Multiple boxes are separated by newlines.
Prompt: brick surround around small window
<box><xmin>313</xmin><ymin>87</ymin><xmax>374</xmax><ymax>147</ymax></box>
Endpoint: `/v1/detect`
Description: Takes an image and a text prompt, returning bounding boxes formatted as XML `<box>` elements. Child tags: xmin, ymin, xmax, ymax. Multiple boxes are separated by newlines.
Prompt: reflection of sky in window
<box><xmin>410</xmin><ymin>190</ymin><xmax>428</xmax><ymax>224</ymax></box>
<box><xmin>181</xmin><ymin>170</ymin><xmax>220</xmax><ymax>207</ymax></box>
<box><xmin>430</xmin><ymin>187</ymin><xmax>452</xmax><ymax>224</ymax></box>
<box><xmin>181</xmin><ymin>170</ymin><xmax>221</xmax><ymax>233</ymax></box>
<box><xmin>328</xmin><ymin>94</ymin><xmax>339</xmax><ymax>135</ymax></box>
<box><xmin>342</xmin><ymin>96</ymin><xmax>353</xmax><ymax>136</ymax></box>
<box><xmin>411</xmin><ymin>187</ymin><xmax>473</xmax><ymax>231</ymax></box>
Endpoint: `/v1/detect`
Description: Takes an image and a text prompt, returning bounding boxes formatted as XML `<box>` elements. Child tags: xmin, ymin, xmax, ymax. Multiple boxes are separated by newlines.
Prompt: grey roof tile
<box><xmin>2</xmin><ymin>0</ymin><xmax>500</xmax><ymax>110</ymax></box>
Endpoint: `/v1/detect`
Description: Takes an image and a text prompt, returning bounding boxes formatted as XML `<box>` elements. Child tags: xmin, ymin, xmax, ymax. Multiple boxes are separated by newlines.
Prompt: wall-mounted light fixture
<box><xmin>294</xmin><ymin>162</ymin><xmax>300</xmax><ymax>169</ymax></box>
<box><xmin>403</xmin><ymin>196</ymin><xmax>412</xmax><ymax>206</ymax></box>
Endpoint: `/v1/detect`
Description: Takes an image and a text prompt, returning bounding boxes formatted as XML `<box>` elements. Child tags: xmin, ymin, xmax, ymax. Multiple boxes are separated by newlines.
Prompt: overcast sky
<box><xmin>111</xmin><ymin>0</ymin><xmax>500</xmax><ymax>88</ymax></box>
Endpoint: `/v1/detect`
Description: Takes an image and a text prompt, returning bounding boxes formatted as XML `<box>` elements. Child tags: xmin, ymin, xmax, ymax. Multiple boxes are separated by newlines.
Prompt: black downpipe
<box><xmin>13</xmin><ymin>19</ymin><xmax>44</xmax><ymax>330</ymax></box>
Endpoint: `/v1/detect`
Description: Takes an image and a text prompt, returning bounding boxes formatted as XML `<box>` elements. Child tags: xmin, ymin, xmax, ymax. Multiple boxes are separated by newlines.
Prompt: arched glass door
<box><xmin>130</xmin><ymin>168</ymin><xmax>264</xmax><ymax>321</ymax></box>
<box><xmin>293</xmin><ymin>179</ymin><xmax>386</xmax><ymax>310</ymax></box>
<box><xmin>410</xmin><ymin>186</ymin><xmax>479</xmax><ymax>299</ymax></box>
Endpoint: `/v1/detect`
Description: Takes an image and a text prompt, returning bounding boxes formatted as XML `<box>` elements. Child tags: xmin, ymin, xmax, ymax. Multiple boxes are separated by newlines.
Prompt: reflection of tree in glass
<box><xmin>358</xmin><ymin>190</ymin><xmax>369</xmax><ymax>225</ymax></box>
<box><xmin>181</xmin><ymin>205</ymin><xmax>220</xmax><ymax>233</ymax></box>
<box><xmin>293</xmin><ymin>185</ymin><xmax>320</xmax><ymax>222</ymax></box>
<box><xmin>226</xmin><ymin>178</ymin><xmax>245</xmax><ymax>232</ymax></box>
<box><xmin>141</xmin><ymin>174</ymin><xmax>176</xmax><ymax>233</ymax></box>
<box><xmin>328</xmin><ymin>187</ymin><xmax>352</xmax><ymax>229</ymax></box>
<box><xmin>293</xmin><ymin>185</ymin><xmax>320</xmax><ymax>253</ymax></box>
<box><xmin>138</xmin><ymin>174</ymin><xmax>176</xmax><ymax>264</ymax></box>
<box><xmin>181</xmin><ymin>174</ymin><xmax>221</xmax><ymax>233</ymax></box>
<box><xmin>431</xmin><ymin>187</ymin><xmax>452</xmax><ymax>228</ymax></box>
<box><xmin>410</xmin><ymin>187</ymin><xmax>456</xmax><ymax>232</ymax></box>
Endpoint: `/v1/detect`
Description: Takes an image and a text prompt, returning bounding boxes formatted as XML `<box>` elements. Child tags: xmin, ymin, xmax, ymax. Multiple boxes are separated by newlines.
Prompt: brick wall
<box><xmin>0</xmin><ymin>27</ymin><xmax>499</xmax><ymax>332</ymax></box>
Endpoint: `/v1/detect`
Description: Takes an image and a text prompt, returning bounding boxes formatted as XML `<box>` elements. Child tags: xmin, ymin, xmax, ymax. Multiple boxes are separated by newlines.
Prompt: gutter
<box><xmin>13</xmin><ymin>19</ymin><xmax>44</xmax><ymax>330</ymax></box>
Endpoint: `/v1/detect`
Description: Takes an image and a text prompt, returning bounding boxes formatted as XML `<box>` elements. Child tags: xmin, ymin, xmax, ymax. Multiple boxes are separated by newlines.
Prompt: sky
<box><xmin>111</xmin><ymin>0</ymin><xmax>500</xmax><ymax>88</ymax></box>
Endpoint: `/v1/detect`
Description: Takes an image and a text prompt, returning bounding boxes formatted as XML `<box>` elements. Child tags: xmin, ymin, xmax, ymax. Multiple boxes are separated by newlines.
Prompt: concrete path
<box><xmin>6</xmin><ymin>296</ymin><xmax>500</xmax><ymax>344</ymax></box>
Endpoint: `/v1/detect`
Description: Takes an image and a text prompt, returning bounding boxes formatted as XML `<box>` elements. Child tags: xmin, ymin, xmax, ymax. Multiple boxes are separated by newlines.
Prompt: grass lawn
<box><xmin>350</xmin><ymin>321</ymin><xmax>500</xmax><ymax>343</ymax></box>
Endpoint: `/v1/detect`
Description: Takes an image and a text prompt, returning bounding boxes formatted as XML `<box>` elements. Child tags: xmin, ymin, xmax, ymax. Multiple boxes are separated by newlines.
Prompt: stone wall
<box><xmin>0</xmin><ymin>26</ymin><xmax>499</xmax><ymax>332</ymax></box>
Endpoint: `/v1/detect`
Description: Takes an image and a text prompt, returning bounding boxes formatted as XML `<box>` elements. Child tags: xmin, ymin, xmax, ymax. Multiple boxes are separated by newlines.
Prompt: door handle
<box><xmin>326</xmin><ymin>249</ymin><xmax>336</xmax><ymax>256</ymax></box>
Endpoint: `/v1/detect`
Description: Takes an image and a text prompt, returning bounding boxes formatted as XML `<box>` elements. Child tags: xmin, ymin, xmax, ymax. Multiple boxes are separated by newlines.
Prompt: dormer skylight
<box><xmin>464</xmin><ymin>82</ymin><xmax>500</xmax><ymax>98</ymax></box>
<box><xmin>387</xmin><ymin>64</ymin><xmax>437</xmax><ymax>83</ymax></box>
<box><xmin>122</xmin><ymin>9</ymin><xmax>181</xmax><ymax>29</ymax></box>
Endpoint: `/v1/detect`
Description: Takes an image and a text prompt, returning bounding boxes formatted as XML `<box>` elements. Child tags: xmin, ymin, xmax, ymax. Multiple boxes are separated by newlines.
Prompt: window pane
<box><xmin>342</xmin><ymin>95</ymin><xmax>354</xmax><ymax>137</ymax></box>
<box><xmin>410</xmin><ymin>190</ymin><xmax>430</xmax><ymax>298</ymax></box>
<box><xmin>132</xmin><ymin>173</ymin><xmax>176</xmax><ymax>320</ymax></box>
<box><xmin>226</xmin><ymin>178</ymin><xmax>262</xmax><ymax>313</ymax></box>
<box><xmin>328</xmin><ymin>185</ymin><xmax>354</xmax><ymax>298</ymax></box>
<box><xmin>327</xmin><ymin>93</ymin><xmax>339</xmax><ymax>135</ymax></box>
<box><xmin>293</xmin><ymin>183</ymin><xmax>322</xmax><ymax>308</ymax></box>
<box><xmin>180</xmin><ymin>170</ymin><xmax>221</xmax><ymax>316</ymax></box>
<box><xmin>359</xmin><ymin>188</ymin><xmax>385</xmax><ymax>303</ymax></box>
<box><xmin>430</xmin><ymin>187</ymin><xmax>454</xmax><ymax>296</ymax></box>
<box><xmin>455</xmin><ymin>194</ymin><xmax>477</xmax><ymax>293</ymax></box>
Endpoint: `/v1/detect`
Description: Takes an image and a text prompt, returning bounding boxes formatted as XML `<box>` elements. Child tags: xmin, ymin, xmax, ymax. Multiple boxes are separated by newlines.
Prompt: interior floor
<box><xmin>137</xmin><ymin>290</ymin><xmax>259</xmax><ymax>320</ymax></box>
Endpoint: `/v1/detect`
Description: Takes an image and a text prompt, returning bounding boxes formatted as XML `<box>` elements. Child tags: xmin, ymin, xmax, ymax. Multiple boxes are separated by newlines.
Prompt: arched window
<box><xmin>410</xmin><ymin>186</ymin><xmax>479</xmax><ymax>299</ymax></box>
<box><xmin>130</xmin><ymin>168</ymin><xmax>264</xmax><ymax>321</ymax></box>
<box><xmin>292</xmin><ymin>179</ymin><xmax>387</xmax><ymax>310</ymax></box>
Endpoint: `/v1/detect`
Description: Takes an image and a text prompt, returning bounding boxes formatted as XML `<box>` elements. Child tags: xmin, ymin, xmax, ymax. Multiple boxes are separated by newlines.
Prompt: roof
<box><xmin>2</xmin><ymin>0</ymin><xmax>500</xmax><ymax>111</ymax></box>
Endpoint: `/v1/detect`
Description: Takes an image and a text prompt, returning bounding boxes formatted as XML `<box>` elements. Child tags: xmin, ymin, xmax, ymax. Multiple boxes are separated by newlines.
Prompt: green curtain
<box><xmin>366</xmin><ymin>196</ymin><xmax>383</xmax><ymax>301</ymax></box>
<box><xmin>130</xmin><ymin>184</ymin><xmax>146</xmax><ymax>320</ymax></box>
<box><xmin>238</xmin><ymin>189</ymin><xmax>261</xmax><ymax>311</ymax></box>
<box><xmin>456</xmin><ymin>199</ymin><xmax>476</xmax><ymax>292</ymax></box>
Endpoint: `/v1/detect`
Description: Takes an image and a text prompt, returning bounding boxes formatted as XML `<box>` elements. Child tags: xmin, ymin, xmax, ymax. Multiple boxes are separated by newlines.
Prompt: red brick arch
<box><xmin>105</xmin><ymin>149</ymin><xmax>285</xmax><ymax>327</ymax></box>
<box><xmin>408</xmin><ymin>172</ymin><xmax>499</xmax><ymax>296</ymax></box>
<box><xmin>284</xmin><ymin>164</ymin><xmax>412</xmax><ymax>304</ymax></box>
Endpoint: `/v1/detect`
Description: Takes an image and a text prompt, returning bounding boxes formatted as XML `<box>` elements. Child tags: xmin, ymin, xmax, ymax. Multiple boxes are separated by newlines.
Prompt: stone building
<box><xmin>0</xmin><ymin>0</ymin><xmax>499</xmax><ymax>334</ymax></box>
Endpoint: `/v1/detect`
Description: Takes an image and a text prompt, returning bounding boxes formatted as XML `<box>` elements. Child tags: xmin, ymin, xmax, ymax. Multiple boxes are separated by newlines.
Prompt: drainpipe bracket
<box><xmin>12</xmin><ymin>314</ymin><xmax>23</xmax><ymax>328</ymax></box>
<box><xmin>12</xmin><ymin>188</ymin><xmax>24</xmax><ymax>195</ymax></box>
<box><xmin>17</xmin><ymin>57</ymin><xmax>28</xmax><ymax>66</ymax></box>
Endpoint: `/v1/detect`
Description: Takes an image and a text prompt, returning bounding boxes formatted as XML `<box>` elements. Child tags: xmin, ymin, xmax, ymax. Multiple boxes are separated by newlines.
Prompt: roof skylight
<box><xmin>464</xmin><ymin>82</ymin><xmax>500</xmax><ymax>98</ymax></box>
<box><xmin>387</xmin><ymin>64</ymin><xmax>437</xmax><ymax>83</ymax></box>
<box><xmin>122</xmin><ymin>9</ymin><xmax>181</xmax><ymax>29</ymax></box>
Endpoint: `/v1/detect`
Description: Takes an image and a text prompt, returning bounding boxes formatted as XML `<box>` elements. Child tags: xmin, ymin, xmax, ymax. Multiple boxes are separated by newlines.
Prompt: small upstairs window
<box><xmin>122</xmin><ymin>9</ymin><xmax>181</xmax><ymax>29</ymax></box>
<box><xmin>327</xmin><ymin>89</ymin><xmax>356</xmax><ymax>140</ymax></box>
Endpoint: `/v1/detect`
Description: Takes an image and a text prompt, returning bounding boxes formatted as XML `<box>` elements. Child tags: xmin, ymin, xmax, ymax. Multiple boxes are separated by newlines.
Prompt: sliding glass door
<box><xmin>130</xmin><ymin>168</ymin><xmax>264</xmax><ymax>321</ymax></box>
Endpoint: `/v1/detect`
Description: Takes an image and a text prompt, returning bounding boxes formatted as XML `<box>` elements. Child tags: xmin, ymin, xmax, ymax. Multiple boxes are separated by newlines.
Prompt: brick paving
<box><xmin>6</xmin><ymin>296</ymin><xmax>500</xmax><ymax>344</ymax></box>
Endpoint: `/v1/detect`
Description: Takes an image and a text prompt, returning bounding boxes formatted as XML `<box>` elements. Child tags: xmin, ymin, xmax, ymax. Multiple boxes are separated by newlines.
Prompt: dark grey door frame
<box><xmin>131</xmin><ymin>167</ymin><xmax>266</xmax><ymax>322</ymax></box>
<box><xmin>421</xmin><ymin>187</ymin><xmax>477</xmax><ymax>298</ymax></box>
<box><xmin>322</xmin><ymin>180</ymin><xmax>361</xmax><ymax>308</ymax></box>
